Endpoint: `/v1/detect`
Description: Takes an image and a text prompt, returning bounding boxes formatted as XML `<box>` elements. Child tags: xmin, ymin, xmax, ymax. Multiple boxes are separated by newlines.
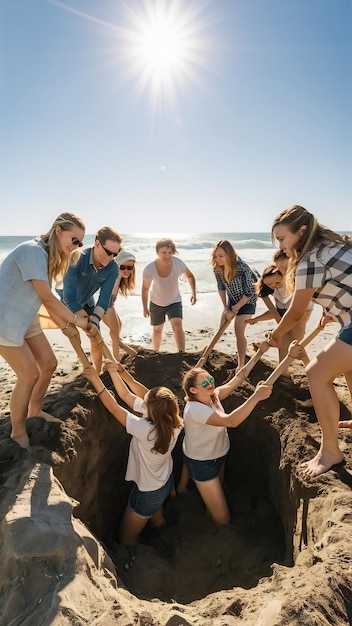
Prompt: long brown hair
<box><xmin>146</xmin><ymin>387</ymin><xmax>183</xmax><ymax>454</ymax></box>
<box><xmin>119</xmin><ymin>270</ymin><xmax>136</xmax><ymax>297</ymax></box>
<box><xmin>182</xmin><ymin>368</ymin><xmax>217</xmax><ymax>405</ymax></box>
<box><xmin>211</xmin><ymin>240</ymin><xmax>238</xmax><ymax>283</ymax></box>
<box><xmin>271</xmin><ymin>205</ymin><xmax>352</xmax><ymax>292</ymax></box>
<box><xmin>39</xmin><ymin>212</ymin><xmax>85</xmax><ymax>281</ymax></box>
<box><xmin>255</xmin><ymin>264</ymin><xmax>283</xmax><ymax>298</ymax></box>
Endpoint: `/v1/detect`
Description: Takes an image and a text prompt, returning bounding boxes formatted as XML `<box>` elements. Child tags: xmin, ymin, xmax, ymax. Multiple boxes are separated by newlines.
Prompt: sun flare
<box><xmin>50</xmin><ymin>0</ymin><xmax>214</xmax><ymax>109</ymax></box>
<box><xmin>119</xmin><ymin>0</ymin><xmax>212</xmax><ymax>107</ymax></box>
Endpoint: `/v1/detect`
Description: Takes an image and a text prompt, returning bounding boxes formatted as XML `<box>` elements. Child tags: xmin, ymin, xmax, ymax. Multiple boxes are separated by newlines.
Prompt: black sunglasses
<box><xmin>71</xmin><ymin>237</ymin><xmax>83</xmax><ymax>247</ymax></box>
<box><xmin>100</xmin><ymin>242</ymin><xmax>119</xmax><ymax>257</ymax></box>
<box><xmin>119</xmin><ymin>264</ymin><xmax>134</xmax><ymax>271</ymax></box>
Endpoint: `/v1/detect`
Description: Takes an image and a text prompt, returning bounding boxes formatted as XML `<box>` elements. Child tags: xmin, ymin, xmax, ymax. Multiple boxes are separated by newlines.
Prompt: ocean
<box><xmin>0</xmin><ymin>232</ymin><xmax>276</xmax><ymax>296</ymax></box>
<box><xmin>1</xmin><ymin>231</ymin><xmax>348</xmax><ymax>352</ymax></box>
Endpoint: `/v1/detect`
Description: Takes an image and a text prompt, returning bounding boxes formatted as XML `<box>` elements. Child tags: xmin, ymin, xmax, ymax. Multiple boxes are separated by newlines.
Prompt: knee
<box><xmin>306</xmin><ymin>362</ymin><xmax>324</xmax><ymax>386</ymax></box>
<box><xmin>23</xmin><ymin>366</ymin><xmax>40</xmax><ymax>389</ymax></box>
<box><xmin>45</xmin><ymin>355</ymin><xmax>58</xmax><ymax>375</ymax></box>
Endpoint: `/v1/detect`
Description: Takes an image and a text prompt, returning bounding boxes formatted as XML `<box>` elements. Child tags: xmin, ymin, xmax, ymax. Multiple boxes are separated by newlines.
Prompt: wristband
<box><xmin>72</xmin><ymin>314</ymin><xmax>78</xmax><ymax>324</ymax></box>
<box><xmin>91</xmin><ymin>312</ymin><xmax>101</xmax><ymax>322</ymax></box>
<box><xmin>61</xmin><ymin>321</ymin><xmax>70</xmax><ymax>330</ymax></box>
<box><xmin>96</xmin><ymin>387</ymin><xmax>106</xmax><ymax>397</ymax></box>
<box><xmin>90</xmin><ymin>320</ymin><xmax>100</xmax><ymax>329</ymax></box>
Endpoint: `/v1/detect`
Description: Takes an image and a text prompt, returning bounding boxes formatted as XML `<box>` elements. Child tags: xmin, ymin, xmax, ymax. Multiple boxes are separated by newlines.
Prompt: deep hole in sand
<box><xmin>52</xmin><ymin>351</ymin><xmax>296</xmax><ymax>604</ymax></box>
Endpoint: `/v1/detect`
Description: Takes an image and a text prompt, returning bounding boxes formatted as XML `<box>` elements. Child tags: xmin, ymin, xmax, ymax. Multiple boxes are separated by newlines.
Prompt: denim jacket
<box><xmin>62</xmin><ymin>247</ymin><xmax>118</xmax><ymax>313</ymax></box>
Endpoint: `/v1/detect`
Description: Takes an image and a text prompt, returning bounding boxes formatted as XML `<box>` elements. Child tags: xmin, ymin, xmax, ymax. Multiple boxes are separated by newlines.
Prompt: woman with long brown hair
<box><xmin>84</xmin><ymin>362</ymin><xmax>183</xmax><ymax>545</ymax></box>
<box><xmin>260</xmin><ymin>205</ymin><xmax>352</xmax><ymax>476</ymax></box>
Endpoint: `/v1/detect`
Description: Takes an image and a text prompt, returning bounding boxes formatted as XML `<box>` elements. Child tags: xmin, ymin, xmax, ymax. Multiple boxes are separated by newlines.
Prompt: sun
<box><xmin>49</xmin><ymin>0</ymin><xmax>214</xmax><ymax>109</ymax></box>
<box><xmin>119</xmin><ymin>0</ymin><xmax>212</xmax><ymax>108</ymax></box>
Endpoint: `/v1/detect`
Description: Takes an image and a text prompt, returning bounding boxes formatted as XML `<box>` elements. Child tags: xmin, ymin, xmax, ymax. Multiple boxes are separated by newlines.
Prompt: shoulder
<box><xmin>237</xmin><ymin>258</ymin><xmax>250</xmax><ymax>272</ymax></box>
<box><xmin>143</xmin><ymin>261</ymin><xmax>155</xmax><ymax>275</ymax></box>
<box><xmin>173</xmin><ymin>256</ymin><xmax>186</xmax><ymax>270</ymax></box>
<box><xmin>16</xmin><ymin>239</ymin><xmax>47</xmax><ymax>262</ymax></box>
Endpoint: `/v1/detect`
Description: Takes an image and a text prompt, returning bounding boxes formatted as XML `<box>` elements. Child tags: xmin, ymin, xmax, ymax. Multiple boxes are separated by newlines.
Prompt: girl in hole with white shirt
<box><xmin>182</xmin><ymin>367</ymin><xmax>272</xmax><ymax>525</ymax></box>
<box><xmin>84</xmin><ymin>362</ymin><xmax>183</xmax><ymax>545</ymax></box>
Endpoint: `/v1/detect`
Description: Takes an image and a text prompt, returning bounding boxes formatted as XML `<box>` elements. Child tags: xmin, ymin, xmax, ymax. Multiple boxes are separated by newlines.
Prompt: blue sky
<box><xmin>1</xmin><ymin>0</ymin><xmax>351</xmax><ymax>235</ymax></box>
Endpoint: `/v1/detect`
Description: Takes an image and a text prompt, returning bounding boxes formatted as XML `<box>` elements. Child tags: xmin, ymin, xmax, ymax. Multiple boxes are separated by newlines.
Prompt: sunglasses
<box><xmin>199</xmin><ymin>376</ymin><xmax>215</xmax><ymax>388</ymax></box>
<box><xmin>119</xmin><ymin>264</ymin><xmax>134</xmax><ymax>271</ymax></box>
<box><xmin>71</xmin><ymin>237</ymin><xmax>83</xmax><ymax>247</ymax></box>
<box><xmin>100</xmin><ymin>243</ymin><xmax>119</xmax><ymax>257</ymax></box>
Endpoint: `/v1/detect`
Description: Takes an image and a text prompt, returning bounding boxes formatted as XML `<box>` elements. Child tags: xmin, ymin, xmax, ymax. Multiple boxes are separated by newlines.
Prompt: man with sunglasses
<box><xmin>62</xmin><ymin>226</ymin><xmax>122</xmax><ymax>371</ymax></box>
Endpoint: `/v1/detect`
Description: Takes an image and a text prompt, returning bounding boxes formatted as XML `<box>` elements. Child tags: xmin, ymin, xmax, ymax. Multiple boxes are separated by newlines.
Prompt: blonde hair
<box><xmin>182</xmin><ymin>368</ymin><xmax>217</xmax><ymax>405</ymax></box>
<box><xmin>39</xmin><ymin>212</ymin><xmax>85</xmax><ymax>281</ymax></box>
<box><xmin>211</xmin><ymin>239</ymin><xmax>238</xmax><ymax>283</ymax></box>
<box><xmin>145</xmin><ymin>387</ymin><xmax>183</xmax><ymax>454</ymax></box>
<box><xmin>119</xmin><ymin>269</ymin><xmax>136</xmax><ymax>297</ymax></box>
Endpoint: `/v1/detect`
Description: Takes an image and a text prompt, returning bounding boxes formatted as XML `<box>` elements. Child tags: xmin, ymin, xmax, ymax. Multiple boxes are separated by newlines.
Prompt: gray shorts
<box><xmin>149</xmin><ymin>301</ymin><xmax>183</xmax><ymax>326</ymax></box>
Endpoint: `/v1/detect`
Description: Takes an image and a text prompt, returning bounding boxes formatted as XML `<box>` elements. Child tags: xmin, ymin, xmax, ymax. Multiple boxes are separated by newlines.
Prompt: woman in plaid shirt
<box><xmin>212</xmin><ymin>240</ymin><xmax>257</xmax><ymax>371</ymax></box>
<box><xmin>261</xmin><ymin>205</ymin><xmax>352</xmax><ymax>477</ymax></box>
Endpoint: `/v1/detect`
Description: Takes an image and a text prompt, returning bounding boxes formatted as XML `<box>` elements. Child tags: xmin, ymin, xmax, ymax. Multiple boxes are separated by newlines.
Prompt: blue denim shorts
<box><xmin>128</xmin><ymin>474</ymin><xmax>174</xmax><ymax>518</ymax></box>
<box><xmin>149</xmin><ymin>301</ymin><xmax>183</xmax><ymax>325</ymax></box>
<box><xmin>228</xmin><ymin>301</ymin><xmax>256</xmax><ymax>316</ymax></box>
<box><xmin>339</xmin><ymin>327</ymin><xmax>352</xmax><ymax>346</ymax></box>
<box><xmin>183</xmin><ymin>453</ymin><xmax>227</xmax><ymax>482</ymax></box>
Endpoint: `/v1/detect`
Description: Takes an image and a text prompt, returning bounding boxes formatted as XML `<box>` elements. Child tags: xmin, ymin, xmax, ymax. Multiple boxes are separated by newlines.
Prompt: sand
<box><xmin>0</xmin><ymin>303</ymin><xmax>351</xmax><ymax>625</ymax></box>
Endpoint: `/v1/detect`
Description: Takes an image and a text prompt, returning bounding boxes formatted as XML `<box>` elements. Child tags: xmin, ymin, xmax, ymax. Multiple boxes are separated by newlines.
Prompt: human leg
<box><xmin>234</xmin><ymin>314</ymin><xmax>251</xmax><ymax>369</ymax></box>
<box><xmin>102</xmin><ymin>307</ymin><xmax>121</xmax><ymax>362</ymax></box>
<box><xmin>25</xmin><ymin>333</ymin><xmax>59</xmax><ymax>421</ymax></box>
<box><xmin>152</xmin><ymin>323</ymin><xmax>164</xmax><ymax>350</ymax></box>
<box><xmin>150</xmin><ymin>507</ymin><xmax>166</xmax><ymax>527</ymax></box>
<box><xmin>169</xmin><ymin>317</ymin><xmax>185</xmax><ymax>352</ymax></box>
<box><xmin>302</xmin><ymin>337</ymin><xmax>351</xmax><ymax>476</ymax></box>
<box><xmin>176</xmin><ymin>463</ymin><xmax>191</xmax><ymax>493</ymax></box>
<box><xmin>0</xmin><ymin>344</ymin><xmax>39</xmax><ymax>447</ymax></box>
<box><xmin>119</xmin><ymin>505</ymin><xmax>149</xmax><ymax>545</ymax></box>
<box><xmin>194</xmin><ymin>476</ymin><xmax>230</xmax><ymax>524</ymax></box>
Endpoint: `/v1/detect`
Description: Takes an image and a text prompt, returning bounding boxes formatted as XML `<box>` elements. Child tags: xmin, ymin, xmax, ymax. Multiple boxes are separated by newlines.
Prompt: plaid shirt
<box><xmin>296</xmin><ymin>241</ymin><xmax>352</xmax><ymax>329</ymax></box>
<box><xmin>214</xmin><ymin>258</ymin><xmax>257</xmax><ymax>306</ymax></box>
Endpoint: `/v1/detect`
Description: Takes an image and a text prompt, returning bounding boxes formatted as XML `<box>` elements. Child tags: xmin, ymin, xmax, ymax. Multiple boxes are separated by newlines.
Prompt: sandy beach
<box><xmin>0</xmin><ymin>296</ymin><xmax>351</xmax><ymax>626</ymax></box>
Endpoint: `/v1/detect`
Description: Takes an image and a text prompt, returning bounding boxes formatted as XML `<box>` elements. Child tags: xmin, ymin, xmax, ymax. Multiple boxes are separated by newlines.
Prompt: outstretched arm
<box><xmin>83</xmin><ymin>365</ymin><xmax>128</xmax><ymax>427</ymax></box>
<box><xmin>103</xmin><ymin>361</ymin><xmax>145</xmax><ymax>408</ymax></box>
<box><xmin>206</xmin><ymin>382</ymin><xmax>272</xmax><ymax>428</ymax></box>
<box><xmin>217</xmin><ymin>366</ymin><xmax>248</xmax><ymax>401</ymax></box>
<box><xmin>117</xmin><ymin>363</ymin><xmax>149</xmax><ymax>398</ymax></box>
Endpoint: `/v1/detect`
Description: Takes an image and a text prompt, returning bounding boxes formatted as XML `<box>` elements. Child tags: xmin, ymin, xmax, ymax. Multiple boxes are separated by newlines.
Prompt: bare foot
<box><xmin>301</xmin><ymin>450</ymin><xmax>345</xmax><ymax>477</ymax></box>
<box><xmin>27</xmin><ymin>410</ymin><xmax>62</xmax><ymax>423</ymax></box>
<box><xmin>296</xmin><ymin>398</ymin><xmax>314</xmax><ymax>408</ymax></box>
<box><xmin>11</xmin><ymin>433</ymin><xmax>30</xmax><ymax>449</ymax></box>
<box><xmin>339</xmin><ymin>420</ymin><xmax>352</xmax><ymax>429</ymax></box>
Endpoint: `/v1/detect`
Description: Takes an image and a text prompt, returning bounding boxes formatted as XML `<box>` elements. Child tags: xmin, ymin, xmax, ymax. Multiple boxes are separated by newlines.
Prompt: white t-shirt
<box><xmin>182</xmin><ymin>391</ymin><xmax>230</xmax><ymax>461</ymax></box>
<box><xmin>125</xmin><ymin>396</ymin><xmax>182</xmax><ymax>491</ymax></box>
<box><xmin>143</xmin><ymin>256</ymin><xmax>187</xmax><ymax>306</ymax></box>
<box><xmin>274</xmin><ymin>287</ymin><xmax>291</xmax><ymax>310</ymax></box>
